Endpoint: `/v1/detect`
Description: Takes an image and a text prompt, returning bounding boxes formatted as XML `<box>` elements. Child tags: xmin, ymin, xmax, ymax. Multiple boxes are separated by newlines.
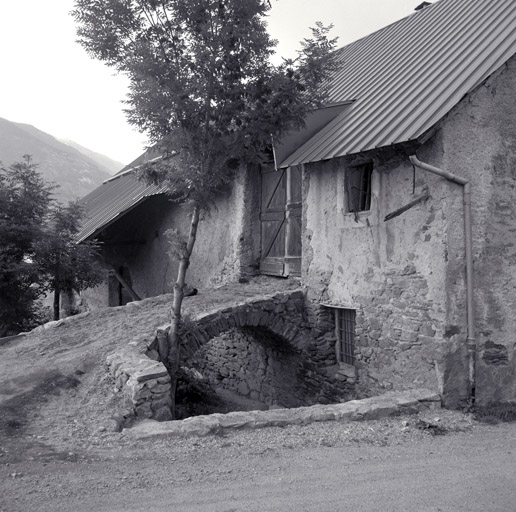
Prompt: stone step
<box><xmin>127</xmin><ymin>388</ymin><xmax>441</xmax><ymax>439</ymax></box>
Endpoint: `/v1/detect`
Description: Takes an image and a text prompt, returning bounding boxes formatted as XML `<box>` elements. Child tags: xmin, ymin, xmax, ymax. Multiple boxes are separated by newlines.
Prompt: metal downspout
<box><xmin>409</xmin><ymin>155</ymin><xmax>476</xmax><ymax>404</ymax></box>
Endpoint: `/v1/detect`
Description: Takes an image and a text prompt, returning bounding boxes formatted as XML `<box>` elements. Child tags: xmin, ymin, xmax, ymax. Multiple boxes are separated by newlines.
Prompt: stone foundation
<box><xmin>353</xmin><ymin>266</ymin><xmax>442</xmax><ymax>396</ymax></box>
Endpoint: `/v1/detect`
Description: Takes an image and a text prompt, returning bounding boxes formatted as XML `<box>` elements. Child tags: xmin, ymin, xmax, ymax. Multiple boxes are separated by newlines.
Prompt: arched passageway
<box><xmin>146</xmin><ymin>291</ymin><xmax>356</xmax><ymax>414</ymax></box>
<box><xmin>187</xmin><ymin>326</ymin><xmax>315</xmax><ymax>409</ymax></box>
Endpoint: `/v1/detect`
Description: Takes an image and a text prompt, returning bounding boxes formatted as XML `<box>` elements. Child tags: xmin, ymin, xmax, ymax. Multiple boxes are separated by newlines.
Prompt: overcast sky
<box><xmin>0</xmin><ymin>0</ymin><xmax>422</xmax><ymax>165</ymax></box>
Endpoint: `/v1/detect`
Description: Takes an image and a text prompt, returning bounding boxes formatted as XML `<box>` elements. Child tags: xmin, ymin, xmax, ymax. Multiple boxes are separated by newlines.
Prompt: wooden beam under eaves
<box><xmin>110</xmin><ymin>268</ymin><xmax>141</xmax><ymax>301</ymax></box>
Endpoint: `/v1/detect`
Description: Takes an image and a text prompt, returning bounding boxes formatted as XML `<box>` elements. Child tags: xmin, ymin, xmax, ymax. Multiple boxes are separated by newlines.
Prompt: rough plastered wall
<box><xmin>117</xmin><ymin>196</ymin><xmax>179</xmax><ymax>299</ymax></box>
<box><xmin>186</xmin><ymin>164</ymin><xmax>261</xmax><ymax>288</ymax></box>
<box><xmin>302</xmin><ymin>54</ymin><xmax>516</xmax><ymax>407</ymax></box>
<box><xmin>80</xmin><ymin>165</ymin><xmax>261</xmax><ymax>309</ymax></box>
<box><xmin>303</xmin><ymin>149</ymin><xmax>451</xmax><ymax>402</ymax></box>
<box><xmin>436</xmin><ymin>54</ymin><xmax>516</xmax><ymax>405</ymax></box>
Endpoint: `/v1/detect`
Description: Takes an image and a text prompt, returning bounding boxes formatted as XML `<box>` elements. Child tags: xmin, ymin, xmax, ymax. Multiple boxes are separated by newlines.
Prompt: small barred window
<box><xmin>334</xmin><ymin>308</ymin><xmax>356</xmax><ymax>365</ymax></box>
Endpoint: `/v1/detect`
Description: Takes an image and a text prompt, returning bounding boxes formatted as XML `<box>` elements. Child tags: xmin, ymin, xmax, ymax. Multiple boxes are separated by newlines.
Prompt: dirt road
<box><xmin>1</xmin><ymin>415</ymin><xmax>515</xmax><ymax>512</ymax></box>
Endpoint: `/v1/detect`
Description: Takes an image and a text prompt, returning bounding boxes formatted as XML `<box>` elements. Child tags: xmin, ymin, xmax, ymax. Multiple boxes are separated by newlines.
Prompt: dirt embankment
<box><xmin>0</xmin><ymin>278</ymin><xmax>300</xmax><ymax>458</ymax></box>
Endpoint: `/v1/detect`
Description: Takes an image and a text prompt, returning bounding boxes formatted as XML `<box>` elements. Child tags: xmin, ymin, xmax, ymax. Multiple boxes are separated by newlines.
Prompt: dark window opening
<box><xmin>335</xmin><ymin>308</ymin><xmax>356</xmax><ymax>365</ymax></box>
<box><xmin>347</xmin><ymin>163</ymin><xmax>373</xmax><ymax>213</ymax></box>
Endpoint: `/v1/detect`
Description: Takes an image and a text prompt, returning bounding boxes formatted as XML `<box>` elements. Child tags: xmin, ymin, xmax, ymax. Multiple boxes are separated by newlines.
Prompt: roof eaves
<box><xmin>76</xmin><ymin>176</ymin><xmax>169</xmax><ymax>243</ymax></box>
<box><xmin>76</xmin><ymin>194</ymin><xmax>154</xmax><ymax>243</ymax></box>
<box><xmin>103</xmin><ymin>155</ymin><xmax>165</xmax><ymax>184</ymax></box>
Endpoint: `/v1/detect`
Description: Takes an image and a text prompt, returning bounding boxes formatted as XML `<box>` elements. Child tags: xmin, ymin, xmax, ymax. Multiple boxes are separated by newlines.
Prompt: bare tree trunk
<box><xmin>166</xmin><ymin>203</ymin><xmax>201</xmax><ymax>418</ymax></box>
<box><xmin>53</xmin><ymin>287</ymin><xmax>60</xmax><ymax>321</ymax></box>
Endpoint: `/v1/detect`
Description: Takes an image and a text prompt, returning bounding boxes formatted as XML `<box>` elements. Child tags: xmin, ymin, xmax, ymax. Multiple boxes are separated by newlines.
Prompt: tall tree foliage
<box><xmin>0</xmin><ymin>157</ymin><xmax>103</xmax><ymax>335</ymax></box>
<box><xmin>0</xmin><ymin>157</ymin><xmax>54</xmax><ymax>335</ymax></box>
<box><xmin>37</xmin><ymin>202</ymin><xmax>103</xmax><ymax>321</ymax></box>
<box><xmin>73</xmin><ymin>0</ymin><xmax>338</xmax><ymax>415</ymax></box>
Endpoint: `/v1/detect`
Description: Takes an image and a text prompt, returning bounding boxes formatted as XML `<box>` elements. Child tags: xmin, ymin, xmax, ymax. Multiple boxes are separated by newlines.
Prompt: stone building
<box><xmin>78</xmin><ymin>153</ymin><xmax>261</xmax><ymax>308</ymax></box>
<box><xmin>78</xmin><ymin>0</ymin><xmax>516</xmax><ymax>407</ymax></box>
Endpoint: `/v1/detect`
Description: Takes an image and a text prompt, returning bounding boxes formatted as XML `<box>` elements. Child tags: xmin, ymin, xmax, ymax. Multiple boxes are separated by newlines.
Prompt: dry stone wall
<box><xmin>189</xmin><ymin>328</ymin><xmax>304</xmax><ymax>407</ymax></box>
<box><xmin>188</xmin><ymin>326</ymin><xmax>351</xmax><ymax>408</ymax></box>
<box><xmin>352</xmin><ymin>265</ymin><xmax>442</xmax><ymax>397</ymax></box>
<box><xmin>106</xmin><ymin>345</ymin><xmax>173</xmax><ymax>421</ymax></box>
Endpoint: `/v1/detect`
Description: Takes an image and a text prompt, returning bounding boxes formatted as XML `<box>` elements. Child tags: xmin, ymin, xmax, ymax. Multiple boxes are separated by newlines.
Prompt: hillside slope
<box><xmin>0</xmin><ymin>117</ymin><xmax>114</xmax><ymax>203</ymax></box>
<box><xmin>0</xmin><ymin>294</ymin><xmax>172</xmax><ymax>458</ymax></box>
<box><xmin>60</xmin><ymin>139</ymin><xmax>124</xmax><ymax>174</ymax></box>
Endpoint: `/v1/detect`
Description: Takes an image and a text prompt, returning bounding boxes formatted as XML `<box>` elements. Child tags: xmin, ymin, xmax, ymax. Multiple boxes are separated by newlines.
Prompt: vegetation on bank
<box><xmin>0</xmin><ymin>156</ymin><xmax>102</xmax><ymax>336</ymax></box>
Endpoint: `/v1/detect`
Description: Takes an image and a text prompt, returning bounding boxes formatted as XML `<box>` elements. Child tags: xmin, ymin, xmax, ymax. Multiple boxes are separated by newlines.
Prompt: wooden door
<box><xmin>260</xmin><ymin>165</ymin><xmax>301</xmax><ymax>277</ymax></box>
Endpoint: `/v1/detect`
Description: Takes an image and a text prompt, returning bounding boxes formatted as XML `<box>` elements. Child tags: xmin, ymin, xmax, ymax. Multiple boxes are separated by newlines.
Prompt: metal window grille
<box><xmin>347</xmin><ymin>163</ymin><xmax>373</xmax><ymax>212</ymax></box>
<box><xmin>335</xmin><ymin>308</ymin><xmax>356</xmax><ymax>365</ymax></box>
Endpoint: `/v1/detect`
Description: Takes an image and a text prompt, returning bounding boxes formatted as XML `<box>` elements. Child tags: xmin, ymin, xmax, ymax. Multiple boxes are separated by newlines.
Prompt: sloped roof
<box><xmin>77</xmin><ymin>173</ymin><xmax>168</xmax><ymax>243</ymax></box>
<box><xmin>79</xmin><ymin>0</ymin><xmax>516</xmax><ymax>240</ymax></box>
<box><xmin>279</xmin><ymin>0</ymin><xmax>516</xmax><ymax>167</ymax></box>
<box><xmin>77</xmin><ymin>148</ymin><xmax>168</xmax><ymax>243</ymax></box>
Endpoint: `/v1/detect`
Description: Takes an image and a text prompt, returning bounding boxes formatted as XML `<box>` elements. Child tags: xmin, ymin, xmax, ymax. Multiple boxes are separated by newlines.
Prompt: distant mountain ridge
<box><xmin>60</xmin><ymin>139</ymin><xmax>124</xmax><ymax>174</ymax></box>
<box><xmin>0</xmin><ymin>117</ymin><xmax>123</xmax><ymax>203</ymax></box>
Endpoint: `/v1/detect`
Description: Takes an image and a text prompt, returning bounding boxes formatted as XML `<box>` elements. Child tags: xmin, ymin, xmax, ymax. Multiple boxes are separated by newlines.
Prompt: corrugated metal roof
<box><xmin>280</xmin><ymin>0</ymin><xmax>516</xmax><ymax>167</ymax></box>
<box><xmin>273</xmin><ymin>102</ymin><xmax>353</xmax><ymax>166</ymax></box>
<box><xmin>77</xmin><ymin>172</ymin><xmax>168</xmax><ymax>243</ymax></box>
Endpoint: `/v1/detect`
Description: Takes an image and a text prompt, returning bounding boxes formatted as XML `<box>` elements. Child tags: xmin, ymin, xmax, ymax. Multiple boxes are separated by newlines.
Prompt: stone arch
<box><xmin>145</xmin><ymin>290</ymin><xmax>356</xmax><ymax>413</ymax></box>
<box><xmin>171</xmin><ymin>298</ymin><xmax>334</xmax><ymax>410</ymax></box>
<box><xmin>179</xmin><ymin>305</ymin><xmax>307</xmax><ymax>361</ymax></box>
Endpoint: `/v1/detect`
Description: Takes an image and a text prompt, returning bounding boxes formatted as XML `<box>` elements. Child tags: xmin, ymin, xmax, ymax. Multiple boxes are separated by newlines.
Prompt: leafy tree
<box><xmin>0</xmin><ymin>157</ymin><xmax>103</xmax><ymax>334</ymax></box>
<box><xmin>37</xmin><ymin>202</ymin><xmax>103</xmax><ymax>321</ymax></box>
<box><xmin>0</xmin><ymin>156</ymin><xmax>54</xmax><ymax>336</ymax></box>
<box><xmin>73</xmin><ymin>0</ymin><xmax>338</xmax><ymax>415</ymax></box>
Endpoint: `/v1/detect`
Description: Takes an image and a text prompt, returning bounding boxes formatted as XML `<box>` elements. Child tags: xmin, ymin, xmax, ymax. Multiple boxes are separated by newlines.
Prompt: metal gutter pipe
<box><xmin>409</xmin><ymin>155</ymin><xmax>476</xmax><ymax>404</ymax></box>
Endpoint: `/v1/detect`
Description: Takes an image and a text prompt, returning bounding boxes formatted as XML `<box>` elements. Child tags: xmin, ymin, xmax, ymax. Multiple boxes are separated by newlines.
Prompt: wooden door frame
<box><xmin>260</xmin><ymin>165</ymin><xmax>302</xmax><ymax>277</ymax></box>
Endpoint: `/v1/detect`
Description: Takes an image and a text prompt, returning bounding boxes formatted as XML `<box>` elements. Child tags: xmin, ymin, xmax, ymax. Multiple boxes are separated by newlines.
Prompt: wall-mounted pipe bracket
<box><xmin>384</xmin><ymin>186</ymin><xmax>430</xmax><ymax>222</ymax></box>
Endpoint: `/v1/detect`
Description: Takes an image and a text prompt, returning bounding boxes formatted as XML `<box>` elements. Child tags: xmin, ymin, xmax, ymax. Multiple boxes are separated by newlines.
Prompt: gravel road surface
<box><xmin>1</xmin><ymin>411</ymin><xmax>515</xmax><ymax>512</ymax></box>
